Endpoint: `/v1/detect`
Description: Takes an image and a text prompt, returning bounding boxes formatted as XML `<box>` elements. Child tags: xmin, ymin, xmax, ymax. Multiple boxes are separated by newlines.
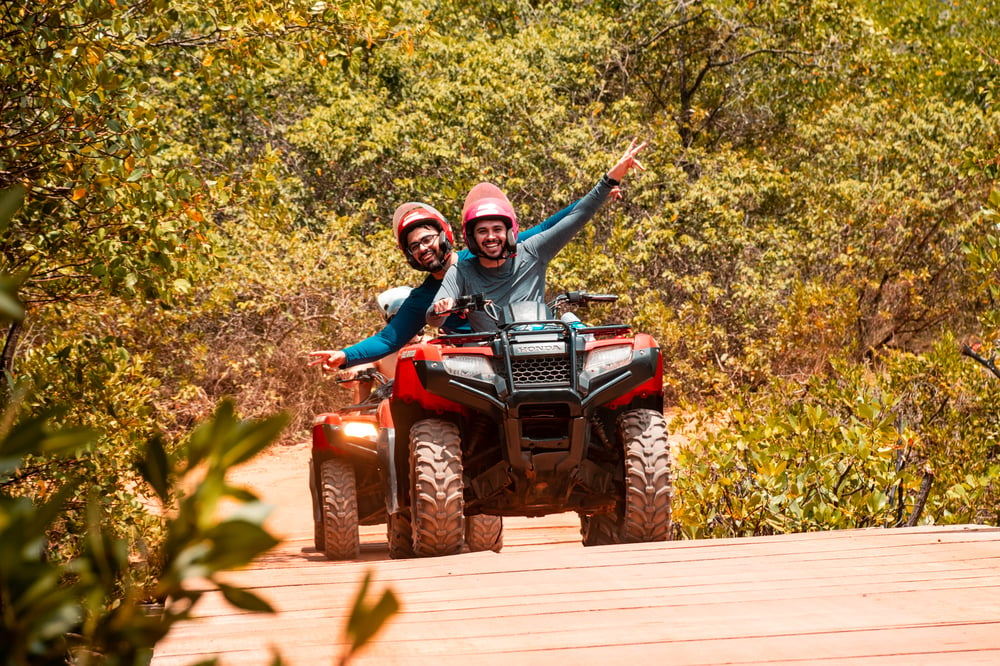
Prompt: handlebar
<box><xmin>434</xmin><ymin>291</ymin><xmax>619</xmax><ymax>328</ymax></box>
<box><xmin>436</xmin><ymin>293</ymin><xmax>501</xmax><ymax>320</ymax></box>
<box><xmin>335</xmin><ymin>367</ymin><xmax>389</xmax><ymax>385</ymax></box>
<box><xmin>549</xmin><ymin>291</ymin><xmax>618</xmax><ymax>307</ymax></box>
<box><xmin>442</xmin><ymin>291</ymin><xmax>619</xmax><ymax>315</ymax></box>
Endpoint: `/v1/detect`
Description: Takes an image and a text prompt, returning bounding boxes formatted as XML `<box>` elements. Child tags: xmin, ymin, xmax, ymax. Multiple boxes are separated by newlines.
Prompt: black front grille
<box><xmin>511</xmin><ymin>355</ymin><xmax>571</xmax><ymax>387</ymax></box>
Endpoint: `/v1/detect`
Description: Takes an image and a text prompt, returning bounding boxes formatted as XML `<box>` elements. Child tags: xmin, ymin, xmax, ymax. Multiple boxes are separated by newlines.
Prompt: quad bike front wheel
<box><xmin>465</xmin><ymin>514</ymin><xmax>503</xmax><ymax>553</ymax></box>
<box><xmin>321</xmin><ymin>459</ymin><xmax>361</xmax><ymax>560</ymax></box>
<box><xmin>620</xmin><ymin>408</ymin><xmax>672</xmax><ymax>543</ymax></box>
<box><xmin>410</xmin><ymin>418</ymin><xmax>465</xmax><ymax>557</ymax></box>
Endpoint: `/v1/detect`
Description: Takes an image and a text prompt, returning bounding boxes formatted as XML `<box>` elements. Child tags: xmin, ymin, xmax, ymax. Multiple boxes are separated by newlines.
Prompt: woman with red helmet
<box><xmin>428</xmin><ymin>137</ymin><xmax>647</xmax><ymax>332</ymax></box>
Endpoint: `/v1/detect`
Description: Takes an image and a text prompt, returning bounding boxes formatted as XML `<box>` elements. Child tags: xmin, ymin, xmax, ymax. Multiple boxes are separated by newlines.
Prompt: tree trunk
<box><xmin>1</xmin><ymin>319</ymin><xmax>22</xmax><ymax>406</ymax></box>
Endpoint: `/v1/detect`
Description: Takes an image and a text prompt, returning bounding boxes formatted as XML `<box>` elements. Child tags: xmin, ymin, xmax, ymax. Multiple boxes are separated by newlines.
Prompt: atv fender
<box><xmin>376</xmin><ymin>426</ymin><xmax>404</xmax><ymax>515</ymax></box>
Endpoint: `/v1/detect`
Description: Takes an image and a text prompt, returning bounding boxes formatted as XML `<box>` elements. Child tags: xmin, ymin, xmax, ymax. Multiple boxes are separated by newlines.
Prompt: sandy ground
<box><xmin>224</xmin><ymin>438</ymin><xmax>316</xmax><ymax>543</ymax></box>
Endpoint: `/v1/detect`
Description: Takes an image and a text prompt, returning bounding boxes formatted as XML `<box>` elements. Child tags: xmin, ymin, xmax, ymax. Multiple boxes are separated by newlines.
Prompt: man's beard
<box><xmin>418</xmin><ymin>247</ymin><xmax>447</xmax><ymax>273</ymax></box>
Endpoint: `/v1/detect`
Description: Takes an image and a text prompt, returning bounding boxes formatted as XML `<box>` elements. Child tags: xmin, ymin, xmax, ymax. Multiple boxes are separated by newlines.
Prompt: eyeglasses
<box><xmin>407</xmin><ymin>234</ymin><xmax>439</xmax><ymax>254</ymax></box>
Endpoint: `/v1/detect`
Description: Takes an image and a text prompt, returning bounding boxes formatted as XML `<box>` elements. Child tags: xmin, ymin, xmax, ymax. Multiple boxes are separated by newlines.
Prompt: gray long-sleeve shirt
<box><xmin>429</xmin><ymin>174</ymin><xmax>617</xmax><ymax>332</ymax></box>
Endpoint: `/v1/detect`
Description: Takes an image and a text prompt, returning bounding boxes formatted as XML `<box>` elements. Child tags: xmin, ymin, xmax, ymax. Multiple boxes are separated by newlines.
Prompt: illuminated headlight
<box><xmin>343</xmin><ymin>421</ymin><xmax>379</xmax><ymax>440</ymax></box>
<box><xmin>443</xmin><ymin>354</ymin><xmax>496</xmax><ymax>381</ymax></box>
<box><xmin>584</xmin><ymin>344</ymin><xmax>633</xmax><ymax>375</ymax></box>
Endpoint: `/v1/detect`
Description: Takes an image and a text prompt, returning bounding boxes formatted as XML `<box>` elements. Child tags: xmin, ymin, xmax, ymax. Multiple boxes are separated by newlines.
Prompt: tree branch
<box><xmin>906</xmin><ymin>471</ymin><xmax>934</xmax><ymax>527</ymax></box>
<box><xmin>961</xmin><ymin>345</ymin><xmax>1000</xmax><ymax>379</ymax></box>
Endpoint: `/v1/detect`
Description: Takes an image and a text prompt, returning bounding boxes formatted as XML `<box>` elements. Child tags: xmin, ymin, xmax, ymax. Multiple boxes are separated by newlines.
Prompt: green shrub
<box><xmin>0</xmin><ymin>400</ymin><xmax>285</xmax><ymax>665</ymax></box>
<box><xmin>674</xmin><ymin>336</ymin><xmax>1000</xmax><ymax>538</ymax></box>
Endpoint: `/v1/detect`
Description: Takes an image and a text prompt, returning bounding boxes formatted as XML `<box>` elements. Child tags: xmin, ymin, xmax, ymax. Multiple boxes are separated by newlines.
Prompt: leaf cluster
<box><xmin>0</xmin><ymin>399</ymin><xmax>286</xmax><ymax>665</ymax></box>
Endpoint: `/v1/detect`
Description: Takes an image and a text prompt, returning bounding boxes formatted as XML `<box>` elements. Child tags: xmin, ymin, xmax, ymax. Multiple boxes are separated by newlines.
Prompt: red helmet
<box><xmin>461</xmin><ymin>182</ymin><xmax>518</xmax><ymax>258</ymax></box>
<box><xmin>392</xmin><ymin>202</ymin><xmax>454</xmax><ymax>270</ymax></box>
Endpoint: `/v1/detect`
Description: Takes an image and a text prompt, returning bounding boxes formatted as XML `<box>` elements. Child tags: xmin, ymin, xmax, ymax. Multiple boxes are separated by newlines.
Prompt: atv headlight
<box><xmin>584</xmin><ymin>344</ymin><xmax>633</xmax><ymax>375</ymax></box>
<box><xmin>443</xmin><ymin>354</ymin><xmax>496</xmax><ymax>381</ymax></box>
<box><xmin>343</xmin><ymin>421</ymin><xmax>379</xmax><ymax>441</ymax></box>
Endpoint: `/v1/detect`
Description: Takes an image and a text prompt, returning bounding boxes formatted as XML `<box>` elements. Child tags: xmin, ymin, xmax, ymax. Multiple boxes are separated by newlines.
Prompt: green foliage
<box><xmin>342</xmin><ymin>571</ymin><xmax>401</xmax><ymax>666</ymax></box>
<box><xmin>0</xmin><ymin>400</ymin><xmax>286</xmax><ymax>665</ymax></box>
<box><xmin>0</xmin><ymin>409</ymin><xmax>95</xmax><ymax>665</ymax></box>
<box><xmin>674</xmin><ymin>369</ymin><xmax>914</xmax><ymax>538</ymax></box>
<box><xmin>0</xmin><ymin>0</ymin><xmax>398</xmax><ymax>345</ymax></box>
<box><xmin>0</xmin><ymin>187</ymin><xmax>26</xmax><ymax>322</ymax></box>
<box><xmin>11</xmin><ymin>327</ymin><xmax>164</xmax><ymax>581</ymax></box>
<box><xmin>674</xmin><ymin>336</ymin><xmax>1000</xmax><ymax>538</ymax></box>
<box><xmin>877</xmin><ymin>336</ymin><xmax>1000</xmax><ymax>524</ymax></box>
<box><xmin>964</xmin><ymin>188</ymin><xmax>1000</xmax><ymax>344</ymax></box>
<box><xmin>1</xmin><ymin>1</ymin><xmax>208</xmax><ymax>307</ymax></box>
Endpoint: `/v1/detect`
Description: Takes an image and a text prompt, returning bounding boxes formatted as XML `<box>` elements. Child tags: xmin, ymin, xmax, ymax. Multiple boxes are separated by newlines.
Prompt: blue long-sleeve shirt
<box><xmin>341</xmin><ymin>201</ymin><xmax>578</xmax><ymax>367</ymax></box>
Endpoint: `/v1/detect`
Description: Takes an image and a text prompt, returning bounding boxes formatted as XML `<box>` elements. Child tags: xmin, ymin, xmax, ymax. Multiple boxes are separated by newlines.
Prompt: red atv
<box><xmin>309</xmin><ymin>369</ymin><xmax>399</xmax><ymax>560</ymax></box>
<box><xmin>385</xmin><ymin>291</ymin><xmax>672</xmax><ymax>558</ymax></box>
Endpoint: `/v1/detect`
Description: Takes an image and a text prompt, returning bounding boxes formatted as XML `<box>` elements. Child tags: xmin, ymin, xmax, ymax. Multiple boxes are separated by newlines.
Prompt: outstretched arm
<box><xmin>310</xmin><ymin>293</ymin><xmax>430</xmax><ymax>369</ymax></box>
<box><xmin>522</xmin><ymin>138</ymin><xmax>647</xmax><ymax>262</ymax></box>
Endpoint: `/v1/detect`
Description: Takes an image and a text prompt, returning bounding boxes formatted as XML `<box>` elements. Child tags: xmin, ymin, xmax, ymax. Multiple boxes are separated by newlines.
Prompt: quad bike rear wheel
<box><xmin>387</xmin><ymin>508</ymin><xmax>415</xmax><ymax>559</ymax></box>
<box><xmin>579</xmin><ymin>512</ymin><xmax>622</xmax><ymax>547</ymax></box>
<box><xmin>410</xmin><ymin>419</ymin><xmax>465</xmax><ymax>557</ymax></box>
<box><xmin>620</xmin><ymin>409</ymin><xmax>672</xmax><ymax>543</ymax></box>
<box><xmin>465</xmin><ymin>514</ymin><xmax>503</xmax><ymax>553</ymax></box>
<box><xmin>321</xmin><ymin>459</ymin><xmax>361</xmax><ymax>560</ymax></box>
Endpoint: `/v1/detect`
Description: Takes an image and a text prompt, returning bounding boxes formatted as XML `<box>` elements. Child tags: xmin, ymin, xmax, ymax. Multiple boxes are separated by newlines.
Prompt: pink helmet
<box><xmin>461</xmin><ymin>183</ymin><xmax>517</xmax><ymax>258</ymax></box>
<box><xmin>392</xmin><ymin>202</ymin><xmax>454</xmax><ymax>270</ymax></box>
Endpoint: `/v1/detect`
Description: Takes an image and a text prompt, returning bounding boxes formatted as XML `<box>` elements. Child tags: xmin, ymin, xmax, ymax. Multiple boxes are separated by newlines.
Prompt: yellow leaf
<box><xmin>72</xmin><ymin>187</ymin><xmax>87</xmax><ymax>201</ymax></box>
<box><xmin>203</xmin><ymin>53</ymin><xmax>215</xmax><ymax>67</ymax></box>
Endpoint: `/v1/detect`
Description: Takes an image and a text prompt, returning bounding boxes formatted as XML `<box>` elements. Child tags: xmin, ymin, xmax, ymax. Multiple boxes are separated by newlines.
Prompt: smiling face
<box><xmin>472</xmin><ymin>218</ymin><xmax>508</xmax><ymax>260</ymax></box>
<box><xmin>404</xmin><ymin>223</ymin><xmax>447</xmax><ymax>273</ymax></box>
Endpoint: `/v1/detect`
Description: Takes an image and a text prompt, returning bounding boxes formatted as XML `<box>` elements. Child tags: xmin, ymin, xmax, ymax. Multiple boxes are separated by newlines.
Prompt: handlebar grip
<box><xmin>336</xmin><ymin>368</ymin><xmax>385</xmax><ymax>384</ymax></box>
<box><xmin>447</xmin><ymin>293</ymin><xmax>488</xmax><ymax>313</ymax></box>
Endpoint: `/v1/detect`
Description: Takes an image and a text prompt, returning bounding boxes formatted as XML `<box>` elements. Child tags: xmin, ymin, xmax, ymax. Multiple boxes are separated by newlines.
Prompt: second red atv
<box><xmin>309</xmin><ymin>369</ymin><xmax>398</xmax><ymax>560</ymax></box>
<box><xmin>385</xmin><ymin>291</ymin><xmax>672</xmax><ymax>557</ymax></box>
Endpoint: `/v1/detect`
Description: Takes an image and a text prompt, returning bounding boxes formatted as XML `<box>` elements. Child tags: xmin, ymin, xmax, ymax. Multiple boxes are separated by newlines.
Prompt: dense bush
<box><xmin>673</xmin><ymin>335</ymin><xmax>1000</xmax><ymax>538</ymax></box>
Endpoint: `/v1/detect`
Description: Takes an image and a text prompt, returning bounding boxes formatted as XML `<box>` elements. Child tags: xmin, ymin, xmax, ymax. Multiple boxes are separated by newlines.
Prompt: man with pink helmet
<box><xmin>428</xmin><ymin>138</ymin><xmax>646</xmax><ymax>332</ymax></box>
